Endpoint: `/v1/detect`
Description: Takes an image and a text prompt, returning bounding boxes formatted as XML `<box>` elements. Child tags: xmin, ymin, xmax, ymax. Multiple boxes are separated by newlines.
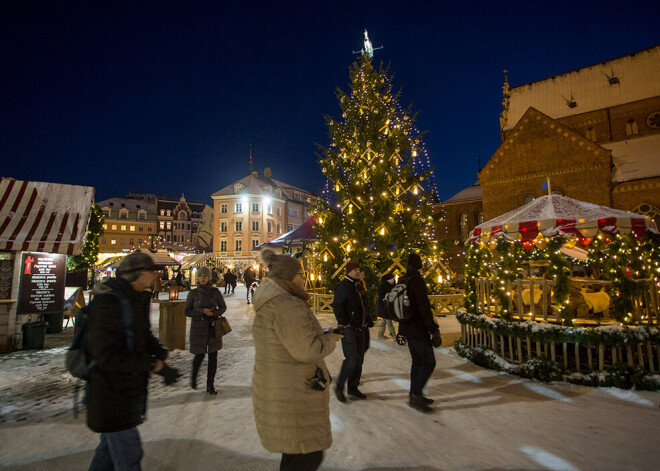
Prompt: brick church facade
<box><xmin>437</xmin><ymin>45</ymin><xmax>660</xmax><ymax>280</ymax></box>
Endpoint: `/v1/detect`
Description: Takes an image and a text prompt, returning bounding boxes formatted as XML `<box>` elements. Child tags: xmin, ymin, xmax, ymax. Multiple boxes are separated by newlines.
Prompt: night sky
<box><xmin>2</xmin><ymin>1</ymin><xmax>658</xmax><ymax>205</ymax></box>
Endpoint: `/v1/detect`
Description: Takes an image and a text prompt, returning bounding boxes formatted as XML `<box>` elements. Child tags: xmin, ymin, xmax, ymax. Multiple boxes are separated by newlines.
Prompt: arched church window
<box><xmin>626</xmin><ymin>119</ymin><xmax>639</xmax><ymax>136</ymax></box>
<box><xmin>522</xmin><ymin>194</ymin><xmax>535</xmax><ymax>205</ymax></box>
<box><xmin>178</xmin><ymin>211</ymin><xmax>187</xmax><ymax>220</ymax></box>
<box><xmin>585</xmin><ymin>126</ymin><xmax>596</xmax><ymax>141</ymax></box>
<box><xmin>459</xmin><ymin>213</ymin><xmax>469</xmax><ymax>241</ymax></box>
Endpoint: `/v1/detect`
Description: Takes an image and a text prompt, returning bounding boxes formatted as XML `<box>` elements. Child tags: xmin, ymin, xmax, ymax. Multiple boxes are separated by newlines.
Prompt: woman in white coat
<box><xmin>252</xmin><ymin>249</ymin><xmax>342</xmax><ymax>471</ymax></box>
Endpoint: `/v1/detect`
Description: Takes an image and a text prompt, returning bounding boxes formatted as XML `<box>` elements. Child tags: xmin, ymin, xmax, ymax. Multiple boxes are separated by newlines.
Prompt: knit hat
<box><xmin>117</xmin><ymin>252</ymin><xmax>157</xmax><ymax>277</ymax></box>
<box><xmin>407</xmin><ymin>253</ymin><xmax>423</xmax><ymax>270</ymax></box>
<box><xmin>261</xmin><ymin>249</ymin><xmax>301</xmax><ymax>281</ymax></box>
<box><xmin>345</xmin><ymin>261</ymin><xmax>360</xmax><ymax>274</ymax></box>
<box><xmin>197</xmin><ymin>266</ymin><xmax>211</xmax><ymax>278</ymax></box>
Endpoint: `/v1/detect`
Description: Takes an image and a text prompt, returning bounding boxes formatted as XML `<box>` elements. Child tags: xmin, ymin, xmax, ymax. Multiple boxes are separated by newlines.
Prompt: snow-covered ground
<box><xmin>1</xmin><ymin>286</ymin><xmax>659</xmax><ymax>470</ymax></box>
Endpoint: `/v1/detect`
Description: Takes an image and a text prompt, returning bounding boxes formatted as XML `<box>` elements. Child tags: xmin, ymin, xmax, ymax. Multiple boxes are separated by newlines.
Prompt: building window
<box><xmin>267</xmin><ymin>222</ymin><xmax>272</xmax><ymax>232</ymax></box>
<box><xmin>166</xmin><ymin>210</ymin><xmax>171</xmax><ymax>216</ymax></box>
<box><xmin>267</xmin><ymin>205</ymin><xmax>272</xmax><ymax>215</ymax></box>
<box><xmin>147</xmin><ymin>227</ymin><xmax>152</xmax><ymax>232</ymax></box>
<box><xmin>522</xmin><ymin>194</ymin><xmax>535</xmax><ymax>205</ymax></box>
<box><xmin>186</xmin><ymin>223</ymin><xmax>190</xmax><ymax>230</ymax></box>
<box><xmin>585</xmin><ymin>127</ymin><xmax>596</xmax><ymax>141</ymax></box>
<box><xmin>235</xmin><ymin>221</ymin><xmax>242</xmax><ymax>231</ymax></box>
<box><xmin>101</xmin><ymin>237</ymin><xmax>106</xmax><ymax>244</ymax></box>
<box><xmin>252</xmin><ymin>239</ymin><xmax>260</xmax><ymax>249</ymax></box>
<box><xmin>120</xmin><ymin>225</ymin><xmax>126</xmax><ymax>231</ymax></box>
<box><xmin>160</xmin><ymin>209</ymin><xmax>165</xmax><ymax>216</ymax></box>
<box><xmin>647</xmin><ymin>112</ymin><xmax>660</xmax><ymax>129</ymax></box>
<box><xmin>221</xmin><ymin>204</ymin><xmax>228</xmax><ymax>214</ymax></box>
<box><xmin>235</xmin><ymin>239</ymin><xmax>242</xmax><ymax>251</ymax></box>
<box><xmin>139</xmin><ymin>226</ymin><xmax>144</xmax><ymax>232</ymax></box>
<box><xmin>252</xmin><ymin>221</ymin><xmax>259</xmax><ymax>231</ymax></box>
<box><xmin>235</xmin><ymin>203</ymin><xmax>242</xmax><ymax>213</ymax></box>
<box><xmin>159</xmin><ymin>221</ymin><xmax>165</xmax><ymax>230</ymax></box>
<box><xmin>220</xmin><ymin>222</ymin><xmax>227</xmax><ymax>232</ymax></box>
<box><xmin>103</xmin><ymin>224</ymin><xmax>108</xmax><ymax>230</ymax></box>
<box><xmin>119</xmin><ymin>210</ymin><xmax>128</xmax><ymax>219</ymax></box>
<box><xmin>138</xmin><ymin>211</ymin><xmax>146</xmax><ymax>220</ymax></box>
<box><xmin>220</xmin><ymin>240</ymin><xmax>227</xmax><ymax>251</ymax></box>
<box><xmin>288</xmin><ymin>206</ymin><xmax>301</xmax><ymax>218</ymax></box>
<box><xmin>287</xmin><ymin>224</ymin><xmax>294</xmax><ymax>232</ymax></box>
<box><xmin>129</xmin><ymin>238</ymin><xmax>134</xmax><ymax>245</ymax></box>
<box><xmin>626</xmin><ymin>119</ymin><xmax>639</xmax><ymax>136</ymax></box>
<box><xmin>120</xmin><ymin>238</ymin><xmax>125</xmax><ymax>245</ymax></box>
<box><xmin>252</xmin><ymin>203</ymin><xmax>259</xmax><ymax>212</ymax></box>
<box><xmin>166</xmin><ymin>221</ymin><xmax>171</xmax><ymax>230</ymax></box>
<box><xmin>293</xmin><ymin>192</ymin><xmax>301</xmax><ymax>201</ymax></box>
<box><xmin>476</xmin><ymin>212</ymin><xmax>484</xmax><ymax>225</ymax></box>
<box><xmin>276</xmin><ymin>207</ymin><xmax>281</xmax><ymax>216</ymax></box>
<box><xmin>103</xmin><ymin>209</ymin><xmax>111</xmax><ymax>217</ymax></box>
<box><xmin>276</xmin><ymin>223</ymin><xmax>281</xmax><ymax>234</ymax></box>
<box><xmin>138</xmin><ymin>238</ymin><xmax>143</xmax><ymax>245</ymax></box>
<box><xmin>459</xmin><ymin>214</ymin><xmax>469</xmax><ymax>241</ymax></box>
<box><xmin>130</xmin><ymin>225</ymin><xmax>135</xmax><ymax>231</ymax></box>
<box><xmin>634</xmin><ymin>203</ymin><xmax>660</xmax><ymax>230</ymax></box>
<box><xmin>111</xmin><ymin>238</ymin><xmax>116</xmax><ymax>245</ymax></box>
<box><xmin>112</xmin><ymin>225</ymin><xmax>117</xmax><ymax>230</ymax></box>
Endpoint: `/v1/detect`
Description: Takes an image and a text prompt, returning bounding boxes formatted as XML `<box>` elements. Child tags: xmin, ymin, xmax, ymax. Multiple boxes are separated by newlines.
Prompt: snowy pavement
<box><xmin>1</xmin><ymin>286</ymin><xmax>659</xmax><ymax>470</ymax></box>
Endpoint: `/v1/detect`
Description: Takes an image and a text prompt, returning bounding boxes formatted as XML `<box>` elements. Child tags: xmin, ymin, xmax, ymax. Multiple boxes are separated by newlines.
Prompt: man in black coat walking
<box><xmin>243</xmin><ymin>266</ymin><xmax>255</xmax><ymax>303</ymax></box>
<box><xmin>86</xmin><ymin>252</ymin><xmax>180</xmax><ymax>469</ymax></box>
<box><xmin>399</xmin><ymin>253</ymin><xmax>442</xmax><ymax>413</ymax></box>
<box><xmin>331</xmin><ymin>261</ymin><xmax>370</xmax><ymax>402</ymax></box>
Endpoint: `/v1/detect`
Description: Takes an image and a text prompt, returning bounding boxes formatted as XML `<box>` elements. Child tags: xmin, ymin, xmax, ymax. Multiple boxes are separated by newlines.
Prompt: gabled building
<box><xmin>156</xmin><ymin>194</ymin><xmax>209</xmax><ymax>251</ymax></box>
<box><xmin>435</xmin><ymin>44</ymin><xmax>660</xmax><ymax>280</ymax></box>
<box><xmin>211</xmin><ymin>167</ymin><xmax>317</xmax><ymax>260</ymax></box>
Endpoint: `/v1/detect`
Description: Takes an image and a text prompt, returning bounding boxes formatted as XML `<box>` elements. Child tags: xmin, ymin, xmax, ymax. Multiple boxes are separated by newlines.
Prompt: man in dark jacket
<box><xmin>331</xmin><ymin>261</ymin><xmax>370</xmax><ymax>402</ymax></box>
<box><xmin>223</xmin><ymin>268</ymin><xmax>232</xmax><ymax>294</ymax></box>
<box><xmin>399</xmin><ymin>252</ymin><xmax>442</xmax><ymax>413</ymax></box>
<box><xmin>86</xmin><ymin>252</ymin><xmax>180</xmax><ymax>469</ymax></box>
<box><xmin>243</xmin><ymin>266</ymin><xmax>255</xmax><ymax>303</ymax></box>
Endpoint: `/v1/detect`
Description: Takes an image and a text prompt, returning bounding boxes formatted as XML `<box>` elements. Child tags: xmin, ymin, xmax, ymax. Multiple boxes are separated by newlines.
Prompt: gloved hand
<box><xmin>431</xmin><ymin>332</ymin><xmax>442</xmax><ymax>348</ymax></box>
<box><xmin>155</xmin><ymin>363</ymin><xmax>181</xmax><ymax>385</ymax></box>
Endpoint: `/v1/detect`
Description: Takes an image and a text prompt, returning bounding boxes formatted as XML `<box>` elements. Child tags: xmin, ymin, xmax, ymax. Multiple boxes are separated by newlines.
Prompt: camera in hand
<box><xmin>324</xmin><ymin>325</ymin><xmax>345</xmax><ymax>335</ymax></box>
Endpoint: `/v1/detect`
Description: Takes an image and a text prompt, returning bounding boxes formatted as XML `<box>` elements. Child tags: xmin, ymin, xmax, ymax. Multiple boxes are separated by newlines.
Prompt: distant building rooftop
<box><xmin>442</xmin><ymin>182</ymin><xmax>482</xmax><ymax>204</ymax></box>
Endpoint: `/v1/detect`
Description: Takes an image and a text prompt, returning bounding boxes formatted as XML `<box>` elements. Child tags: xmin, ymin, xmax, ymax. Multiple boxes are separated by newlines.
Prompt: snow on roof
<box><xmin>97</xmin><ymin>197</ymin><xmax>155</xmax><ymax>212</ymax></box>
<box><xmin>211</xmin><ymin>174</ymin><xmax>315</xmax><ymax>200</ymax></box>
<box><xmin>605</xmin><ymin>134</ymin><xmax>660</xmax><ymax>182</ymax></box>
<box><xmin>0</xmin><ymin>178</ymin><xmax>94</xmax><ymax>255</ymax></box>
<box><xmin>503</xmin><ymin>45</ymin><xmax>660</xmax><ymax>131</ymax></box>
<box><xmin>442</xmin><ymin>182</ymin><xmax>482</xmax><ymax>204</ymax></box>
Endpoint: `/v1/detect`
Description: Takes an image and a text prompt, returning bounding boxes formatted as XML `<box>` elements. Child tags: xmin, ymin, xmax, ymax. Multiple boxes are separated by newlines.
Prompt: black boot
<box><xmin>207</xmin><ymin>385</ymin><xmax>217</xmax><ymax>395</ymax></box>
<box><xmin>408</xmin><ymin>394</ymin><xmax>433</xmax><ymax>413</ymax></box>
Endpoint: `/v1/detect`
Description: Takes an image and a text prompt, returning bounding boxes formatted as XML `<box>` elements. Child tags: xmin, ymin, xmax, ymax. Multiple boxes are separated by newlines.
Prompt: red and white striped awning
<box><xmin>0</xmin><ymin>178</ymin><xmax>94</xmax><ymax>255</ymax></box>
<box><xmin>468</xmin><ymin>194</ymin><xmax>655</xmax><ymax>245</ymax></box>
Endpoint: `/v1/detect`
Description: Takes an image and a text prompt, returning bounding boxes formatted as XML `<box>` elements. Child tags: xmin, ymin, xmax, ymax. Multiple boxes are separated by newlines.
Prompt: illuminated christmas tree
<box><xmin>311</xmin><ymin>33</ymin><xmax>447</xmax><ymax>297</ymax></box>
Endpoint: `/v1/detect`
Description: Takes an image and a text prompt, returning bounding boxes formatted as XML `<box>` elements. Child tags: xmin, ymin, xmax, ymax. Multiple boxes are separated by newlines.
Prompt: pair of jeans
<box><xmin>378</xmin><ymin>318</ymin><xmax>396</xmax><ymax>337</ymax></box>
<box><xmin>407</xmin><ymin>336</ymin><xmax>436</xmax><ymax>396</ymax></box>
<box><xmin>89</xmin><ymin>427</ymin><xmax>143</xmax><ymax>470</ymax></box>
<box><xmin>192</xmin><ymin>351</ymin><xmax>218</xmax><ymax>387</ymax></box>
<box><xmin>280</xmin><ymin>450</ymin><xmax>323</xmax><ymax>471</ymax></box>
<box><xmin>336</xmin><ymin>327</ymin><xmax>367</xmax><ymax>393</ymax></box>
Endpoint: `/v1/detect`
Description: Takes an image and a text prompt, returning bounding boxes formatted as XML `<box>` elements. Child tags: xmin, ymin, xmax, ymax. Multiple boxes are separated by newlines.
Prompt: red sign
<box><xmin>18</xmin><ymin>253</ymin><xmax>66</xmax><ymax>314</ymax></box>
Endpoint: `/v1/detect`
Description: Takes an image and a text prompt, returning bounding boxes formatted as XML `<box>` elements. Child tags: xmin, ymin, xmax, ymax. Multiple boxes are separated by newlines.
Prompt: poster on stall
<box><xmin>17</xmin><ymin>253</ymin><xmax>66</xmax><ymax>314</ymax></box>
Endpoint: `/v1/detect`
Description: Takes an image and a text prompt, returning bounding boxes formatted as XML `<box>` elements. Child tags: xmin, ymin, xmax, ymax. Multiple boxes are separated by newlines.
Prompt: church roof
<box><xmin>605</xmin><ymin>134</ymin><xmax>660</xmax><ymax>183</ymax></box>
<box><xmin>442</xmin><ymin>182</ymin><xmax>482</xmax><ymax>203</ymax></box>
<box><xmin>503</xmin><ymin>45</ymin><xmax>660</xmax><ymax>131</ymax></box>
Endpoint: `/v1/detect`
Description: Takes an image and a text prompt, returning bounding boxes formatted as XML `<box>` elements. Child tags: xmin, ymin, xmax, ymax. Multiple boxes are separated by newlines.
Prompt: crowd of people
<box><xmin>82</xmin><ymin>250</ymin><xmax>442</xmax><ymax>470</ymax></box>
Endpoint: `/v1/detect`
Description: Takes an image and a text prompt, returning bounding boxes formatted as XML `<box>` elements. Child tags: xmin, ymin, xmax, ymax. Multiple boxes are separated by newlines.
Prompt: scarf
<box><xmin>273</xmin><ymin>278</ymin><xmax>310</xmax><ymax>302</ymax></box>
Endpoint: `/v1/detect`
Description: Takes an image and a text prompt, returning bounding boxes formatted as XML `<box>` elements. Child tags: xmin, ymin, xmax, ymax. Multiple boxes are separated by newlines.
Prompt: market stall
<box><xmin>458</xmin><ymin>194</ymin><xmax>660</xmax><ymax>382</ymax></box>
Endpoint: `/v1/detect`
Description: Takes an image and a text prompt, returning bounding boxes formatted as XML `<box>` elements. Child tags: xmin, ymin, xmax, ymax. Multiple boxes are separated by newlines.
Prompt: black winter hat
<box><xmin>117</xmin><ymin>252</ymin><xmax>157</xmax><ymax>276</ymax></box>
<box><xmin>407</xmin><ymin>253</ymin><xmax>423</xmax><ymax>270</ymax></box>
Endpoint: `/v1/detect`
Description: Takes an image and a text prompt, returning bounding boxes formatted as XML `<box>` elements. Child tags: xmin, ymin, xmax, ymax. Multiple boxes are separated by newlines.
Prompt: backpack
<box><xmin>385</xmin><ymin>276</ymin><xmax>412</xmax><ymax>321</ymax></box>
<box><xmin>66</xmin><ymin>291</ymin><xmax>134</xmax><ymax>380</ymax></box>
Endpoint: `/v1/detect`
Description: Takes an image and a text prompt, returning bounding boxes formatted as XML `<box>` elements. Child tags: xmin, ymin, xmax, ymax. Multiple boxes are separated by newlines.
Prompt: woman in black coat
<box><xmin>185</xmin><ymin>266</ymin><xmax>227</xmax><ymax>394</ymax></box>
